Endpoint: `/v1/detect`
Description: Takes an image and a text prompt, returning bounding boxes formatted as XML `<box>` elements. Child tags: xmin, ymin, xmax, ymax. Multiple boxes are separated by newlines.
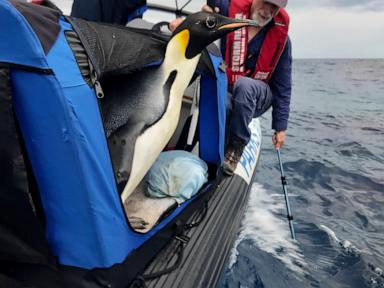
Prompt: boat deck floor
<box><xmin>142</xmin><ymin>175</ymin><xmax>251</xmax><ymax>288</ymax></box>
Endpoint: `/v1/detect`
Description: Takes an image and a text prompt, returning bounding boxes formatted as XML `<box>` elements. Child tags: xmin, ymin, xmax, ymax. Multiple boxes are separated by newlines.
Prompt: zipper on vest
<box><xmin>269</xmin><ymin>43</ymin><xmax>281</xmax><ymax>67</ymax></box>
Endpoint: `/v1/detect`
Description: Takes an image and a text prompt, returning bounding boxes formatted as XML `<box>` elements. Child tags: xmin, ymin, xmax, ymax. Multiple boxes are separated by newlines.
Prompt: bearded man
<box><xmin>170</xmin><ymin>0</ymin><xmax>292</xmax><ymax>176</ymax></box>
<box><xmin>209</xmin><ymin>0</ymin><xmax>292</xmax><ymax>175</ymax></box>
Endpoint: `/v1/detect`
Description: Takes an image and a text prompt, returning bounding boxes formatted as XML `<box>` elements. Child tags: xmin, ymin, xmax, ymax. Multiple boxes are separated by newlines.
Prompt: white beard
<box><xmin>250</xmin><ymin>12</ymin><xmax>273</xmax><ymax>27</ymax></box>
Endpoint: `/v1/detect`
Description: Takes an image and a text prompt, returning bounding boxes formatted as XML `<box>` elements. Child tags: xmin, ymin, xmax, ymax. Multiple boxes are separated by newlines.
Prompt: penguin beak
<box><xmin>217</xmin><ymin>16</ymin><xmax>259</xmax><ymax>31</ymax></box>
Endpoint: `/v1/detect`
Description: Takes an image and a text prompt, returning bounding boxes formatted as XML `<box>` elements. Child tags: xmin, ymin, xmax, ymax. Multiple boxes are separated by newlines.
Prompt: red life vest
<box><xmin>225</xmin><ymin>0</ymin><xmax>290</xmax><ymax>85</ymax></box>
<box><xmin>28</xmin><ymin>0</ymin><xmax>44</xmax><ymax>4</ymax></box>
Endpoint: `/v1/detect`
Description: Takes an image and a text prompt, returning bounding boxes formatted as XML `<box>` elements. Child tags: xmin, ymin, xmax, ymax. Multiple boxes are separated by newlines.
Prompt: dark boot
<box><xmin>223</xmin><ymin>136</ymin><xmax>246</xmax><ymax>176</ymax></box>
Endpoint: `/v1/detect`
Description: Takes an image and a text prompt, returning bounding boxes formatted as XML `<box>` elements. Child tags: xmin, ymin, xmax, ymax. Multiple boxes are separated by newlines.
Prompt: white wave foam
<box><xmin>229</xmin><ymin>183</ymin><xmax>306</xmax><ymax>275</ymax></box>
<box><xmin>319</xmin><ymin>224</ymin><xmax>360</xmax><ymax>255</ymax></box>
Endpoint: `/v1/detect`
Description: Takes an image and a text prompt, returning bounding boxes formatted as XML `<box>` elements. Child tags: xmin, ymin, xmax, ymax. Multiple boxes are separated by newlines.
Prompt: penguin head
<box><xmin>172</xmin><ymin>12</ymin><xmax>257</xmax><ymax>59</ymax></box>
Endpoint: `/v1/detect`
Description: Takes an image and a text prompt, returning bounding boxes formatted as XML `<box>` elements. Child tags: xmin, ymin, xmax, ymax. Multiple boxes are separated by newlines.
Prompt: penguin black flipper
<box><xmin>108</xmin><ymin>121</ymin><xmax>145</xmax><ymax>191</ymax></box>
<box><xmin>100</xmin><ymin>66</ymin><xmax>167</xmax><ymax>137</ymax></box>
<box><xmin>105</xmin><ymin>70</ymin><xmax>177</xmax><ymax>194</ymax></box>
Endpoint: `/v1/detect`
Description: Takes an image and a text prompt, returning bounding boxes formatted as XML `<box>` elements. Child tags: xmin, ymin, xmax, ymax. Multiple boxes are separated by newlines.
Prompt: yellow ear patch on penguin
<box><xmin>174</xmin><ymin>29</ymin><xmax>190</xmax><ymax>54</ymax></box>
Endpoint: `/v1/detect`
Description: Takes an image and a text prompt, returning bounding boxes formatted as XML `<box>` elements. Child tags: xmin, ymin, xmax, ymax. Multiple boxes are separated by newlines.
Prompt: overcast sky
<box><xmin>55</xmin><ymin>0</ymin><xmax>384</xmax><ymax>58</ymax></box>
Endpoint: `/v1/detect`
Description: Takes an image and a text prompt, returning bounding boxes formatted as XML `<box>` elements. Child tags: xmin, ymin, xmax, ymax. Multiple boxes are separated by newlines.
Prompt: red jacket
<box><xmin>225</xmin><ymin>0</ymin><xmax>290</xmax><ymax>85</ymax></box>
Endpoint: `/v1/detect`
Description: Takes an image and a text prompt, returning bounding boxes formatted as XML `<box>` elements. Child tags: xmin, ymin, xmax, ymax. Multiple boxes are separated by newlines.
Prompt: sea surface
<box><xmin>219</xmin><ymin>59</ymin><xmax>384</xmax><ymax>288</ymax></box>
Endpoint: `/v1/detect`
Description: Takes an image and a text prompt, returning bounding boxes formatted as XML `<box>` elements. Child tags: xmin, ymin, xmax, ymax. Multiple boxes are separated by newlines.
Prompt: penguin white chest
<box><xmin>120</xmin><ymin>50</ymin><xmax>200</xmax><ymax>202</ymax></box>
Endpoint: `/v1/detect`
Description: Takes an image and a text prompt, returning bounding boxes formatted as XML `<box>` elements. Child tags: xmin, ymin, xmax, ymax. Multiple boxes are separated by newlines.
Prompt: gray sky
<box><xmin>54</xmin><ymin>0</ymin><xmax>384</xmax><ymax>58</ymax></box>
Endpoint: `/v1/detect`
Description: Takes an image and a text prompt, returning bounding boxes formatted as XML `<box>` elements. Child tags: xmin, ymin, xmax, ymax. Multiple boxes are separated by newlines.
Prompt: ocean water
<box><xmin>220</xmin><ymin>59</ymin><xmax>384</xmax><ymax>288</ymax></box>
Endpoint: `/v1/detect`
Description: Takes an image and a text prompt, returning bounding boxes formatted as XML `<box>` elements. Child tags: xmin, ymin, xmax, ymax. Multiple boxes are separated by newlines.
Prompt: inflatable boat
<box><xmin>0</xmin><ymin>1</ymin><xmax>261</xmax><ymax>287</ymax></box>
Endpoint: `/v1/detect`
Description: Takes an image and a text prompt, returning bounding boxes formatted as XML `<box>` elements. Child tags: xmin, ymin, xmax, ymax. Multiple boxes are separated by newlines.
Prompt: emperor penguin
<box><xmin>102</xmin><ymin>12</ymin><xmax>256</xmax><ymax>202</ymax></box>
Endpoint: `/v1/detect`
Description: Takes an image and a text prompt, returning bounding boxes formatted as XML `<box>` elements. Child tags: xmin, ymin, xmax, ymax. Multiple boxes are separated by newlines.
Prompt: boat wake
<box><xmin>319</xmin><ymin>224</ymin><xmax>384</xmax><ymax>288</ymax></box>
<box><xmin>319</xmin><ymin>224</ymin><xmax>360</xmax><ymax>256</ymax></box>
<box><xmin>228</xmin><ymin>183</ymin><xmax>306</xmax><ymax>276</ymax></box>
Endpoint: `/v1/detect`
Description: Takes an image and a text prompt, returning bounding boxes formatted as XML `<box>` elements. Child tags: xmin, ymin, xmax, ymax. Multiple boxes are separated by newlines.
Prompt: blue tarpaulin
<box><xmin>0</xmin><ymin>0</ymin><xmax>226</xmax><ymax>269</ymax></box>
<box><xmin>199</xmin><ymin>52</ymin><xmax>227</xmax><ymax>166</ymax></box>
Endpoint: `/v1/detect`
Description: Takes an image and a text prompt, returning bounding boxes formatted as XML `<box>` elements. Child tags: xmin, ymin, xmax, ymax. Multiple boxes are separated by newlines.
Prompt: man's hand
<box><xmin>169</xmin><ymin>5</ymin><xmax>220</xmax><ymax>32</ymax></box>
<box><xmin>201</xmin><ymin>5</ymin><xmax>220</xmax><ymax>13</ymax></box>
<box><xmin>169</xmin><ymin>18</ymin><xmax>184</xmax><ymax>32</ymax></box>
<box><xmin>272</xmin><ymin>130</ymin><xmax>285</xmax><ymax>149</ymax></box>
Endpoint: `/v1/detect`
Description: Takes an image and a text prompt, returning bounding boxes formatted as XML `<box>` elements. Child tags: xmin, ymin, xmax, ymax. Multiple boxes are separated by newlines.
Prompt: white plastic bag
<box><xmin>146</xmin><ymin>151</ymin><xmax>208</xmax><ymax>204</ymax></box>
